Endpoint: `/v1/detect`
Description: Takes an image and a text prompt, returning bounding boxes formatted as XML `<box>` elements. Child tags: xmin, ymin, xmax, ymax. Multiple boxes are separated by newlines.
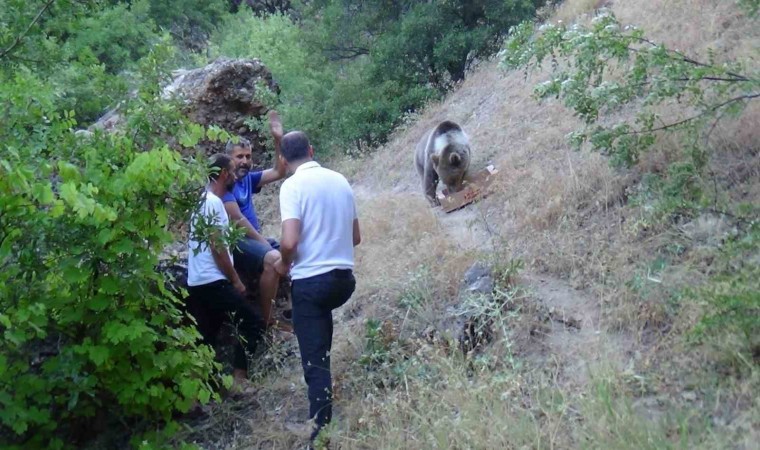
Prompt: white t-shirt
<box><xmin>188</xmin><ymin>191</ymin><xmax>233</xmax><ymax>286</ymax></box>
<box><xmin>279</xmin><ymin>161</ymin><xmax>357</xmax><ymax>280</ymax></box>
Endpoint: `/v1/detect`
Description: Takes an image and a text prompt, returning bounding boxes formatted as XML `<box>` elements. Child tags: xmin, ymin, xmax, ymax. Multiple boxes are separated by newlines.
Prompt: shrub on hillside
<box><xmin>502</xmin><ymin>12</ymin><xmax>759</xmax><ymax>170</ymax></box>
<box><xmin>502</xmin><ymin>9</ymin><xmax>759</xmax><ymax>372</ymax></box>
<box><xmin>0</xmin><ymin>0</ymin><xmax>166</xmax><ymax>124</ymax></box>
<box><xmin>0</xmin><ymin>44</ymin><xmax>223</xmax><ymax>449</ymax></box>
<box><xmin>691</xmin><ymin>222</ymin><xmax>760</xmax><ymax>364</ymax></box>
<box><xmin>501</xmin><ymin>10</ymin><xmax>759</xmax><ymax>229</ymax></box>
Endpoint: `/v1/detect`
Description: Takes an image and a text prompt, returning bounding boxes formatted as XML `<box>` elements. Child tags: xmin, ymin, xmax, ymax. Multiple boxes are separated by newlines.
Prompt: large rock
<box><xmin>93</xmin><ymin>58</ymin><xmax>280</xmax><ymax>159</ymax></box>
<box><xmin>165</xmin><ymin>57</ymin><xmax>280</xmax><ymax>158</ymax></box>
<box><xmin>164</xmin><ymin>58</ymin><xmax>279</xmax><ymax>144</ymax></box>
<box><xmin>436</xmin><ymin>262</ymin><xmax>495</xmax><ymax>353</ymax></box>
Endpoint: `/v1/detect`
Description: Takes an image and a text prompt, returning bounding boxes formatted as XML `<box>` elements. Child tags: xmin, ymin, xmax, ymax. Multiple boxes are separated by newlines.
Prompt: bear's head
<box><xmin>432</xmin><ymin>137</ymin><xmax>470</xmax><ymax>194</ymax></box>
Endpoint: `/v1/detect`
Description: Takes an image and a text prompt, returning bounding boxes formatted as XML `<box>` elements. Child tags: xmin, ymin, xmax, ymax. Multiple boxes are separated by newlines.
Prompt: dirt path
<box><xmin>469</xmin><ymin>211</ymin><xmax>624</xmax><ymax>377</ymax></box>
<box><xmin>371</xmin><ymin>178</ymin><xmax>633</xmax><ymax>391</ymax></box>
<box><xmin>523</xmin><ymin>273</ymin><xmax>631</xmax><ymax>389</ymax></box>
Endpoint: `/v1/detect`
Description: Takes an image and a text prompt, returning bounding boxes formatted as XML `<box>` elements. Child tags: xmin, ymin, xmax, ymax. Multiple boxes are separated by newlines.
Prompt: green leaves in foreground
<box><xmin>0</xmin><ymin>44</ymin><xmax>223</xmax><ymax>448</ymax></box>
<box><xmin>501</xmin><ymin>12</ymin><xmax>759</xmax><ymax>168</ymax></box>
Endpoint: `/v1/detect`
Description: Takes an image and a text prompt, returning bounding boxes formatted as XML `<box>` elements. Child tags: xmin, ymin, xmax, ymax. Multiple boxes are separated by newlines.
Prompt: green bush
<box><xmin>738</xmin><ymin>0</ymin><xmax>760</xmax><ymax>15</ymax></box>
<box><xmin>52</xmin><ymin>56</ymin><xmax>130</xmax><ymax>125</ymax></box>
<box><xmin>691</xmin><ymin>222</ymin><xmax>760</xmax><ymax>362</ymax></box>
<box><xmin>63</xmin><ymin>0</ymin><xmax>158</xmax><ymax>74</ymax></box>
<box><xmin>147</xmin><ymin>0</ymin><xmax>228</xmax><ymax>50</ymax></box>
<box><xmin>0</xmin><ymin>0</ymin><xmax>164</xmax><ymax>124</ymax></box>
<box><xmin>0</xmin><ymin>44</ymin><xmax>222</xmax><ymax>448</ymax></box>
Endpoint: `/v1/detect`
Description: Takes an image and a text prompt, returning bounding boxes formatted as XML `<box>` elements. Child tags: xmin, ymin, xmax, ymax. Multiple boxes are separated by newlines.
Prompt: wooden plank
<box><xmin>437</xmin><ymin>165</ymin><xmax>498</xmax><ymax>213</ymax></box>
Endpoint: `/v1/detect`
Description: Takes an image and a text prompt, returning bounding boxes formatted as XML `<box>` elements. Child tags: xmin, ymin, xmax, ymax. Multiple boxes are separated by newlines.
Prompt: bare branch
<box><xmin>620</xmin><ymin>92</ymin><xmax>760</xmax><ymax>136</ymax></box>
<box><xmin>323</xmin><ymin>45</ymin><xmax>370</xmax><ymax>61</ymax></box>
<box><xmin>629</xmin><ymin>36</ymin><xmax>753</xmax><ymax>82</ymax></box>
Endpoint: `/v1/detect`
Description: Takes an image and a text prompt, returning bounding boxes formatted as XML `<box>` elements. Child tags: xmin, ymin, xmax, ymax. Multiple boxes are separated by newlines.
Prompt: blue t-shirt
<box><xmin>222</xmin><ymin>171</ymin><xmax>264</xmax><ymax>232</ymax></box>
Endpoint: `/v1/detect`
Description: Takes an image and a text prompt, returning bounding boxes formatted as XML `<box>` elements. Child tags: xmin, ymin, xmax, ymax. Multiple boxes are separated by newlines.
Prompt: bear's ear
<box><xmin>431</xmin><ymin>154</ymin><xmax>440</xmax><ymax>166</ymax></box>
<box><xmin>449</xmin><ymin>153</ymin><xmax>461</xmax><ymax>167</ymax></box>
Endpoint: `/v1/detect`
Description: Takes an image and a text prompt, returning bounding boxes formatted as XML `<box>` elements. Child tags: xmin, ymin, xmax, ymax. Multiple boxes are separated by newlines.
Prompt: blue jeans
<box><xmin>291</xmin><ymin>269</ymin><xmax>356</xmax><ymax>440</ymax></box>
<box><xmin>233</xmin><ymin>237</ymin><xmax>279</xmax><ymax>280</ymax></box>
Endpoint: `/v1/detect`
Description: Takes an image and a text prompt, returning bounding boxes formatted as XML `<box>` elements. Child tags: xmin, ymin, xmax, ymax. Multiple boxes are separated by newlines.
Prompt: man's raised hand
<box><xmin>269</xmin><ymin>110</ymin><xmax>283</xmax><ymax>141</ymax></box>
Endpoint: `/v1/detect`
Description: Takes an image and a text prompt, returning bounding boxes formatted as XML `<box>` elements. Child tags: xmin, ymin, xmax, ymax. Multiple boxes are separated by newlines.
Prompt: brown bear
<box><xmin>414</xmin><ymin>120</ymin><xmax>472</xmax><ymax>206</ymax></box>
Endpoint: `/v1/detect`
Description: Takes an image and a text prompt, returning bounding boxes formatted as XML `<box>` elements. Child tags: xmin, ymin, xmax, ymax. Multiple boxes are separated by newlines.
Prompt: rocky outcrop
<box><xmin>93</xmin><ymin>58</ymin><xmax>280</xmax><ymax>159</ymax></box>
<box><xmin>164</xmin><ymin>58</ymin><xmax>279</xmax><ymax>152</ymax></box>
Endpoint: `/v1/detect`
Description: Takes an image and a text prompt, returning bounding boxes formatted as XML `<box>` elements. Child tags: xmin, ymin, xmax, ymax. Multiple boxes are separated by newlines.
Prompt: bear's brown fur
<box><xmin>414</xmin><ymin>120</ymin><xmax>472</xmax><ymax>206</ymax></box>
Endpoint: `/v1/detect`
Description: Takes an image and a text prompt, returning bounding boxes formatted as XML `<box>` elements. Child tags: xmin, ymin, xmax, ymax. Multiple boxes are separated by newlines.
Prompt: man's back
<box><xmin>280</xmin><ymin>161</ymin><xmax>356</xmax><ymax>280</ymax></box>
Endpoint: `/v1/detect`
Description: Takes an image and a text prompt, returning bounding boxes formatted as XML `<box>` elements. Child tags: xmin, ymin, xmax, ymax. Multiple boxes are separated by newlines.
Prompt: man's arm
<box><xmin>223</xmin><ymin>200</ymin><xmax>268</xmax><ymax>244</ymax></box>
<box><xmin>276</xmin><ymin>180</ymin><xmax>300</xmax><ymax>276</ymax></box>
<box><xmin>209</xmin><ymin>231</ymin><xmax>246</xmax><ymax>295</ymax></box>
<box><xmin>258</xmin><ymin>110</ymin><xmax>287</xmax><ymax>187</ymax></box>
<box><xmin>279</xmin><ymin>218</ymin><xmax>301</xmax><ymax>266</ymax></box>
<box><xmin>353</xmin><ymin>218</ymin><xmax>361</xmax><ymax>247</ymax></box>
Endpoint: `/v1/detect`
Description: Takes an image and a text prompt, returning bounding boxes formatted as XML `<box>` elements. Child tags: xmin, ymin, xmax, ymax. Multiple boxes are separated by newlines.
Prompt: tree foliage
<box><xmin>369</xmin><ymin>0</ymin><xmax>542</xmax><ymax>88</ymax></box>
<box><xmin>231</xmin><ymin>0</ymin><xmax>293</xmax><ymax>16</ymax></box>
<box><xmin>0</xmin><ymin>0</ymin><xmax>161</xmax><ymax>123</ymax></box>
<box><xmin>0</xmin><ymin>17</ymin><xmax>229</xmax><ymax>450</ymax></box>
<box><xmin>307</xmin><ymin>0</ymin><xmax>542</xmax><ymax>87</ymax></box>
<box><xmin>502</xmin><ymin>12</ymin><xmax>759</xmax><ymax>169</ymax></box>
<box><xmin>209</xmin><ymin>0</ymin><xmax>544</xmax><ymax>154</ymax></box>
<box><xmin>143</xmin><ymin>0</ymin><xmax>229</xmax><ymax>50</ymax></box>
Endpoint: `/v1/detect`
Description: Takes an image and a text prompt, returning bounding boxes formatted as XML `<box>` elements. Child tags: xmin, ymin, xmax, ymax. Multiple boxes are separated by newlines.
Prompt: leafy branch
<box><xmin>737</xmin><ymin>0</ymin><xmax>760</xmax><ymax>16</ymax></box>
<box><xmin>616</xmin><ymin>92</ymin><xmax>760</xmax><ymax>136</ymax></box>
<box><xmin>0</xmin><ymin>0</ymin><xmax>57</xmax><ymax>60</ymax></box>
<box><xmin>501</xmin><ymin>12</ymin><xmax>759</xmax><ymax>168</ymax></box>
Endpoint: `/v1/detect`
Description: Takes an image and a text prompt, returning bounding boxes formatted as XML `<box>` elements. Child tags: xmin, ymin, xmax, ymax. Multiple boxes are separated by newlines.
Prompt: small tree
<box><xmin>501</xmin><ymin>11</ymin><xmax>759</xmax><ymax>169</ymax></box>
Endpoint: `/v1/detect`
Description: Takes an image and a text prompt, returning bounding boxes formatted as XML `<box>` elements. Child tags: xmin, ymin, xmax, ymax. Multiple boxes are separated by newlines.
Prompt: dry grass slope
<box><xmin>189</xmin><ymin>0</ymin><xmax>759</xmax><ymax>448</ymax></box>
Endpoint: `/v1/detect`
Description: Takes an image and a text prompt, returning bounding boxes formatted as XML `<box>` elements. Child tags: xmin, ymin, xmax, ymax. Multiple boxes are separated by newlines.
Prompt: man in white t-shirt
<box><xmin>187</xmin><ymin>153</ymin><xmax>263</xmax><ymax>386</ymax></box>
<box><xmin>274</xmin><ymin>131</ymin><xmax>361</xmax><ymax>442</ymax></box>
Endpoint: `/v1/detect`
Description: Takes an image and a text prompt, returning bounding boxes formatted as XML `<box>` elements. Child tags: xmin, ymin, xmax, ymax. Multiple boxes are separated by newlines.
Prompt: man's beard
<box><xmin>225</xmin><ymin>178</ymin><xmax>236</xmax><ymax>190</ymax></box>
<box><xmin>235</xmin><ymin>166</ymin><xmax>250</xmax><ymax>178</ymax></box>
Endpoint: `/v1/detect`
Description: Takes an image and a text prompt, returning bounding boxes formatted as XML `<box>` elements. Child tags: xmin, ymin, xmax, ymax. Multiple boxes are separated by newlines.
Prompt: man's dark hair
<box><xmin>208</xmin><ymin>153</ymin><xmax>232</xmax><ymax>181</ymax></box>
<box><xmin>225</xmin><ymin>136</ymin><xmax>251</xmax><ymax>154</ymax></box>
<box><xmin>281</xmin><ymin>131</ymin><xmax>311</xmax><ymax>162</ymax></box>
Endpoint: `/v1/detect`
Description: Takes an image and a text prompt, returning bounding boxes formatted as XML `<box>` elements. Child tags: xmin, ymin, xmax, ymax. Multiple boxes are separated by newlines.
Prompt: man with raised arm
<box><xmin>223</xmin><ymin>111</ymin><xmax>289</xmax><ymax>330</ymax></box>
<box><xmin>187</xmin><ymin>153</ymin><xmax>263</xmax><ymax>388</ymax></box>
<box><xmin>275</xmin><ymin>131</ymin><xmax>361</xmax><ymax>443</ymax></box>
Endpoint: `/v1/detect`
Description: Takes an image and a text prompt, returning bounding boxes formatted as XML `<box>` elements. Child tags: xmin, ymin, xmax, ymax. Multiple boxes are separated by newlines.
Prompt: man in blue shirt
<box><xmin>223</xmin><ymin>111</ymin><xmax>288</xmax><ymax>330</ymax></box>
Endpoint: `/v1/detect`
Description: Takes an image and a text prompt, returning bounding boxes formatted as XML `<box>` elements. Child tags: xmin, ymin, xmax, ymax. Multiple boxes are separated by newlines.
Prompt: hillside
<box><xmin>1</xmin><ymin>0</ymin><xmax>754</xmax><ymax>447</ymax></box>
<box><xmin>184</xmin><ymin>0</ymin><xmax>759</xmax><ymax>448</ymax></box>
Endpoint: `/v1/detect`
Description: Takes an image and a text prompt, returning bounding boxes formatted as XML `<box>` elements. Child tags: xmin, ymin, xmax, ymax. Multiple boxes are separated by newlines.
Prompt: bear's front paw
<box><xmin>427</xmin><ymin>196</ymin><xmax>441</xmax><ymax>207</ymax></box>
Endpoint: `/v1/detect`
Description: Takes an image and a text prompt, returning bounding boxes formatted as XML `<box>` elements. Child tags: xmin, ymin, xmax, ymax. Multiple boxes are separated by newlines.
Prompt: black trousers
<box><xmin>187</xmin><ymin>279</ymin><xmax>264</xmax><ymax>371</ymax></box>
<box><xmin>291</xmin><ymin>269</ymin><xmax>356</xmax><ymax>440</ymax></box>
